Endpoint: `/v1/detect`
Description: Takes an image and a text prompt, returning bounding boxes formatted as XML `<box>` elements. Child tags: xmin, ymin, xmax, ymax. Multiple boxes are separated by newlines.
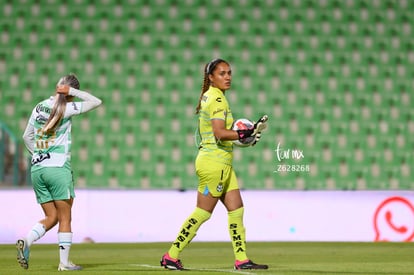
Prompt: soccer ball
<box><xmin>232</xmin><ymin>118</ymin><xmax>255</xmax><ymax>147</ymax></box>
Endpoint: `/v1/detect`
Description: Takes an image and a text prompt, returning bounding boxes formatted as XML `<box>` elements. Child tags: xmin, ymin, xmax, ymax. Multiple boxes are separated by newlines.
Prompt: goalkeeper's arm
<box><xmin>212</xmin><ymin>119</ymin><xmax>244</xmax><ymax>141</ymax></box>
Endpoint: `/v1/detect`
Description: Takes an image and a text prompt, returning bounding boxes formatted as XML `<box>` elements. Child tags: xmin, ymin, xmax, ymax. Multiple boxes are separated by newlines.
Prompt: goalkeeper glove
<box><xmin>251</xmin><ymin>115</ymin><xmax>268</xmax><ymax>146</ymax></box>
<box><xmin>236</xmin><ymin>129</ymin><xmax>254</xmax><ymax>140</ymax></box>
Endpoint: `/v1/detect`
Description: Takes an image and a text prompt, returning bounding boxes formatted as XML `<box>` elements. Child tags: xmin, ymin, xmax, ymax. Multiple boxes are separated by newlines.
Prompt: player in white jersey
<box><xmin>17</xmin><ymin>74</ymin><xmax>102</xmax><ymax>271</ymax></box>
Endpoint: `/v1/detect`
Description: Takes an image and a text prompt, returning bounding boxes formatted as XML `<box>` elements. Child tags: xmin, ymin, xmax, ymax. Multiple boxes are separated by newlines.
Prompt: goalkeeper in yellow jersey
<box><xmin>160</xmin><ymin>58</ymin><xmax>268</xmax><ymax>270</ymax></box>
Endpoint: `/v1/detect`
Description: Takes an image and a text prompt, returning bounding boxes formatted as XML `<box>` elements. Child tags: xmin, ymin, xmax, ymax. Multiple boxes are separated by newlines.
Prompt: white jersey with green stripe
<box><xmin>29</xmin><ymin>97</ymin><xmax>82</xmax><ymax>167</ymax></box>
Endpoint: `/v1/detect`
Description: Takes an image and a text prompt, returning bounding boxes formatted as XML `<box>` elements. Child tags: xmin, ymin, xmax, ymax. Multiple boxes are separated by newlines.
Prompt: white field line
<box><xmin>131</xmin><ymin>264</ymin><xmax>258</xmax><ymax>275</ymax></box>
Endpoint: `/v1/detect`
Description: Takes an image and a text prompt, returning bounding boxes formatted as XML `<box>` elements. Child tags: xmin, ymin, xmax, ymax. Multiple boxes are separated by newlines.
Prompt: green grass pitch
<box><xmin>2</xmin><ymin>242</ymin><xmax>414</xmax><ymax>274</ymax></box>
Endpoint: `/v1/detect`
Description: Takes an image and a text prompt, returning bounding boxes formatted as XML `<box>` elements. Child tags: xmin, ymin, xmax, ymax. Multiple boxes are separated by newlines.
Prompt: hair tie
<box><xmin>206</xmin><ymin>58</ymin><xmax>222</xmax><ymax>74</ymax></box>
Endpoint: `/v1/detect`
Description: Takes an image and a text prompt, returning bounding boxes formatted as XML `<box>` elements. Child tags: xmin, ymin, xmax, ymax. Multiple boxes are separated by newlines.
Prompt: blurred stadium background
<box><xmin>0</xmin><ymin>0</ymin><xmax>413</xmax><ymax>190</ymax></box>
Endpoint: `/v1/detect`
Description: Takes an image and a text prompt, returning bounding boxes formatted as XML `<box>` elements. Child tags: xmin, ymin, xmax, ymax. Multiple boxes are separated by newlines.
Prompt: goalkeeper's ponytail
<box><xmin>195</xmin><ymin>64</ymin><xmax>210</xmax><ymax>114</ymax></box>
<box><xmin>195</xmin><ymin>58</ymin><xmax>228</xmax><ymax>114</ymax></box>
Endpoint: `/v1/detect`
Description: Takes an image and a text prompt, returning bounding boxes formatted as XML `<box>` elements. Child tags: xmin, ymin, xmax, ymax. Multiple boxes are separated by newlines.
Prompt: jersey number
<box><xmin>36</xmin><ymin>129</ymin><xmax>56</xmax><ymax>149</ymax></box>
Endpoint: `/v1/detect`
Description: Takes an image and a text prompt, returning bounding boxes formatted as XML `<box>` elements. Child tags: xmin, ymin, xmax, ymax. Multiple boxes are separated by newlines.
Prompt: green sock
<box><xmin>168</xmin><ymin>207</ymin><xmax>211</xmax><ymax>259</ymax></box>
<box><xmin>228</xmin><ymin>207</ymin><xmax>248</xmax><ymax>261</ymax></box>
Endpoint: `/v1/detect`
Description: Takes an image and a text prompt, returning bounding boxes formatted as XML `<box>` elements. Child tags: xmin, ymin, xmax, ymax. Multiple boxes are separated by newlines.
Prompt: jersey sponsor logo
<box><xmin>230</xmin><ymin>223</ymin><xmax>245</xmax><ymax>253</ymax></box>
<box><xmin>216</xmin><ymin>97</ymin><xmax>222</xmax><ymax>102</ymax></box>
<box><xmin>173</xmin><ymin>218</ymin><xmax>198</xmax><ymax>248</ymax></box>
<box><xmin>213</xmin><ymin>108</ymin><xmax>224</xmax><ymax>115</ymax></box>
<box><xmin>36</xmin><ymin>103</ymin><xmax>52</xmax><ymax>114</ymax></box>
<box><xmin>35</xmin><ymin>114</ymin><xmax>48</xmax><ymax>124</ymax></box>
<box><xmin>71</xmin><ymin>102</ymin><xmax>78</xmax><ymax>110</ymax></box>
<box><xmin>31</xmin><ymin>152</ymin><xmax>51</xmax><ymax>165</ymax></box>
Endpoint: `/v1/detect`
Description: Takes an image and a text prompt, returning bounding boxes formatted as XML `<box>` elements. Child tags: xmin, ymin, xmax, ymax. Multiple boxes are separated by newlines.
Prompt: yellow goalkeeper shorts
<box><xmin>195</xmin><ymin>155</ymin><xmax>239</xmax><ymax>197</ymax></box>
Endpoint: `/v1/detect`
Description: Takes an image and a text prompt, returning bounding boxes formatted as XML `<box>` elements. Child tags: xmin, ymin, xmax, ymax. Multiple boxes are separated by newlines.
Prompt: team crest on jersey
<box><xmin>216</xmin><ymin>183</ymin><xmax>223</xmax><ymax>192</ymax></box>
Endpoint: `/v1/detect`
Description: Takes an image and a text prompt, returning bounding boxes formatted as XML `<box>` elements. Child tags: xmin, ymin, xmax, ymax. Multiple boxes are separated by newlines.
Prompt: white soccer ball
<box><xmin>232</xmin><ymin>118</ymin><xmax>255</xmax><ymax>147</ymax></box>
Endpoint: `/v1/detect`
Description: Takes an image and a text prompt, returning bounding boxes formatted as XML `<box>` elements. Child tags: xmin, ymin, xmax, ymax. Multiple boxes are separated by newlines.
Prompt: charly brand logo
<box><xmin>274</xmin><ymin>142</ymin><xmax>310</xmax><ymax>173</ymax></box>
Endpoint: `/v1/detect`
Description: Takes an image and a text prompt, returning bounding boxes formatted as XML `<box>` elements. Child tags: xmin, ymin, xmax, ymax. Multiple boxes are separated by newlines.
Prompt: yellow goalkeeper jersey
<box><xmin>198</xmin><ymin>86</ymin><xmax>234</xmax><ymax>165</ymax></box>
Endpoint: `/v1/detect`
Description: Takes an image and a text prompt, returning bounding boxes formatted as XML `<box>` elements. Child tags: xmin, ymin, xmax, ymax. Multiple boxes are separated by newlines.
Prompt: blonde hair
<box><xmin>42</xmin><ymin>74</ymin><xmax>80</xmax><ymax>134</ymax></box>
<box><xmin>195</xmin><ymin>58</ymin><xmax>228</xmax><ymax>114</ymax></box>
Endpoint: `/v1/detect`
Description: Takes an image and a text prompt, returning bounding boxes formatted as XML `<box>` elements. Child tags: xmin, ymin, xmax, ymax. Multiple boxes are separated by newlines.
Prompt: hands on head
<box><xmin>56</xmin><ymin>85</ymin><xmax>70</xmax><ymax>96</ymax></box>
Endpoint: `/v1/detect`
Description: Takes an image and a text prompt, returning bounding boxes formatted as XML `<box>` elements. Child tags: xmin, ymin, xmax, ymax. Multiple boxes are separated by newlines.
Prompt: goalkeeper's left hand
<box><xmin>251</xmin><ymin>115</ymin><xmax>268</xmax><ymax>146</ymax></box>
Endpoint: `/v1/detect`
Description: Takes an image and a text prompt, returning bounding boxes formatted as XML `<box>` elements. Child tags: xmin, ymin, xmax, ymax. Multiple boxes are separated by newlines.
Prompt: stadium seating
<box><xmin>0</xmin><ymin>0</ymin><xmax>413</xmax><ymax>189</ymax></box>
